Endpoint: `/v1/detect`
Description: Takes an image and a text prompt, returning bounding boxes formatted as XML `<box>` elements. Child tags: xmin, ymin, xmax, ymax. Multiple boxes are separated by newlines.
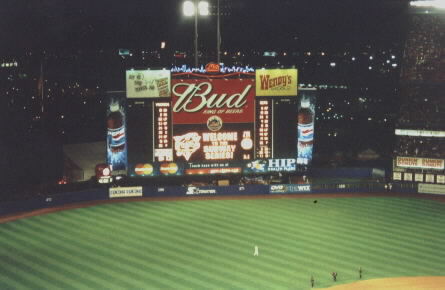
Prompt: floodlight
<box><xmin>410</xmin><ymin>0</ymin><xmax>445</xmax><ymax>8</ymax></box>
<box><xmin>183</xmin><ymin>1</ymin><xmax>195</xmax><ymax>16</ymax></box>
<box><xmin>198</xmin><ymin>1</ymin><xmax>210</xmax><ymax>16</ymax></box>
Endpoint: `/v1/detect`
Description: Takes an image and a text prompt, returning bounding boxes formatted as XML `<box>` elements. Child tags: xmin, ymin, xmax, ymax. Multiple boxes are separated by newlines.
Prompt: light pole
<box><xmin>183</xmin><ymin>0</ymin><xmax>209</xmax><ymax>67</ymax></box>
<box><xmin>217</xmin><ymin>0</ymin><xmax>221</xmax><ymax>64</ymax></box>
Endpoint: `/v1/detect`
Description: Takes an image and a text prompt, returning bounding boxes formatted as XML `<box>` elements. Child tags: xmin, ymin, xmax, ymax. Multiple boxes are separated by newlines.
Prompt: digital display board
<box><xmin>121</xmin><ymin>68</ymin><xmax>317</xmax><ymax>177</ymax></box>
<box><xmin>256</xmin><ymin>99</ymin><xmax>272</xmax><ymax>159</ymax></box>
<box><xmin>154</xmin><ymin>102</ymin><xmax>173</xmax><ymax>162</ymax></box>
<box><xmin>171</xmin><ymin>78</ymin><xmax>255</xmax><ymax>172</ymax></box>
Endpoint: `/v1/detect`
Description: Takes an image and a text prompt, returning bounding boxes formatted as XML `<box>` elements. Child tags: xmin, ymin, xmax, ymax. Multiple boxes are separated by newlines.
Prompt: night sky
<box><xmin>0</xmin><ymin>0</ymin><xmax>410</xmax><ymax>53</ymax></box>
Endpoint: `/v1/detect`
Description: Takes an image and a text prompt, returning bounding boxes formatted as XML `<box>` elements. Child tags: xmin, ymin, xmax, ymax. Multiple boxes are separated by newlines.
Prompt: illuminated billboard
<box><xmin>255</xmin><ymin>68</ymin><xmax>298</xmax><ymax>97</ymax></box>
<box><xmin>106</xmin><ymin>92</ymin><xmax>128</xmax><ymax>173</ymax></box>
<box><xmin>395</xmin><ymin>156</ymin><xmax>444</xmax><ymax>170</ymax></box>
<box><xmin>296</xmin><ymin>88</ymin><xmax>317</xmax><ymax>167</ymax></box>
<box><xmin>171</xmin><ymin>79</ymin><xmax>255</xmax><ymax>173</ymax></box>
<box><xmin>122</xmin><ymin>68</ymin><xmax>317</xmax><ymax>177</ymax></box>
<box><xmin>126</xmin><ymin>70</ymin><xmax>171</xmax><ymax>98</ymax></box>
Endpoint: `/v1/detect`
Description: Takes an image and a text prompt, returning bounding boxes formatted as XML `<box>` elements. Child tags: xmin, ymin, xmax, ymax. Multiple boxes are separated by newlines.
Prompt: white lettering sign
<box><xmin>172</xmin><ymin>82</ymin><xmax>252</xmax><ymax>113</ymax></box>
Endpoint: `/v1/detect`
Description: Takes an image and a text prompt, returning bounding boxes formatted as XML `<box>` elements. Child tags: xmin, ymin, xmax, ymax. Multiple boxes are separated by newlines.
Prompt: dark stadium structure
<box><xmin>392</xmin><ymin>3</ymin><xmax>445</xmax><ymax>192</ymax></box>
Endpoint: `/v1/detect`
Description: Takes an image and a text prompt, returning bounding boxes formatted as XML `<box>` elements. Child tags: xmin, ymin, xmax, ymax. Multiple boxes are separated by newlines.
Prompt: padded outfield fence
<box><xmin>0</xmin><ymin>181</ymin><xmax>430</xmax><ymax>217</ymax></box>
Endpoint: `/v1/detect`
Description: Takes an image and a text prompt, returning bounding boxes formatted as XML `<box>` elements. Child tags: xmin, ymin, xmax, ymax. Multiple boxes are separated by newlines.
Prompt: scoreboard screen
<box><xmin>116</xmin><ymin>68</ymin><xmax>316</xmax><ymax>177</ymax></box>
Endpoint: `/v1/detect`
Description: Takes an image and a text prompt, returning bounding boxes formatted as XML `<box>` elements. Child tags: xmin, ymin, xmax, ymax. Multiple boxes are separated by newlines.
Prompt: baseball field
<box><xmin>0</xmin><ymin>194</ymin><xmax>444</xmax><ymax>289</ymax></box>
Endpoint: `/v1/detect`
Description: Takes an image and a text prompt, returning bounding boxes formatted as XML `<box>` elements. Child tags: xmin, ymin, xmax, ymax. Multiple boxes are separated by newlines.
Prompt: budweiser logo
<box><xmin>260</xmin><ymin>75</ymin><xmax>292</xmax><ymax>90</ymax></box>
<box><xmin>172</xmin><ymin>82</ymin><xmax>252</xmax><ymax>113</ymax></box>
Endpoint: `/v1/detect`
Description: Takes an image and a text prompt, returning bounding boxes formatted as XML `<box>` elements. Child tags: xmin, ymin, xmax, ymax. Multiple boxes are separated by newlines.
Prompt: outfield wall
<box><xmin>0</xmin><ymin>181</ymin><xmax>428</xmax><ymax>217</ymax></box>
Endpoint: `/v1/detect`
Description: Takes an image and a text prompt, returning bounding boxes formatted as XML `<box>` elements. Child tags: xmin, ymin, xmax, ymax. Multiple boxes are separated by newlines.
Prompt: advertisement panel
<box><xmin>172</xmin><ymin>78</ymin><xmax>254</xmax><ymax>124</ymax></box>
<box><xmin>393</xmin><ymin>171</ymin><xmax>402</xmax><ymax>181</ymax></box>
<box><xmin>418</xmin><ymin>183</ymin><xmax>445</xmax><ymax>195</ymax></box>
<box><xmin>126</xmin><ymin>70</ymin><xmax>171</xmax><ymax>98</ymax></box>
<box><xmin>255</xmin><ymin>69</ymin><xmax>298</xmax><ymax>97</ymax></box>
<box><xmin>288</xmin><ymin>184</ymin><xmax>311</xmax><ymax>193</ymax></box>
<box><xmin>404</xmin><ymin>172</ymin><xmax>413</xmax><ymax>181</ymax></box>
<box><xmin>437</xmin><ymin>175</ymin><xmax>445</xmax><ymax>184</ymax></box>
<box><xmin>245</xmin><ymin>158</ymin><xmax>296</xmax><ymax>173</ymax></box>
<box><xmin>269</xmin><ymin>184</ymin><xmax>311</xmax><ymax>194</ymax></box>
<box><xmin>107</xmin><ymin>92</ymin><xmax>128</xmax><ymax>173</ymax></box>
<box><xmin>396</xmin><ymin>156</ymin><xmax>445</xmax><ymax>170</ymax></box>
<box><xmin>270</xmin><ymin>184</ymin><xmax>288</xmax><ymax>194</ymax></box>
<box><xmin>171</xmin><ymin>79</ymin><xmax>255</xmax><ymax>168</ymax></box>
<box><xmin>109</xmin><ymin>186</ymin><xmax>143</xmax><ymax>198</ymax></box>
<box><xmin>425</xmin><ymin>174</ymin><xmax>435</xmax><ymax>183</ymax></box>
<box><xmin>122</xmin><ymin>69</ymin><xmax>316</xmax><ymax>177</ymax></box>
<box><xmin>415</xmin><ymin>173</ymin><xmax>424</xmax><ymax>182</ymax></box>
<box><xmin>296</xmin><ymin>88</ymin><xmax>317</xmax><ymax>167</ymax></box>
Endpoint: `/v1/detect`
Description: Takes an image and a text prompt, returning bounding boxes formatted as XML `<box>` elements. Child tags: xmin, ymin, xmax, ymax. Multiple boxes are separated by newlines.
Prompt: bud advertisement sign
<box><xmin>255</xmin><ymin>69</ymin><xmax>298</xmax><ymax>97</ymax></box>
<box><xmin>297</xmin><ymin>88</ymin><xmax>317</xmax><ymax>168</ymax></box>
<box><xmin>107</xmin><ymin>92</ymin><xmax>128</xmax><ymax>173</ymax></box>
<box><xmin>171</xmin><ymin>79</ymin><xmax>255</xmax><ymax>166</ymax></box>
<box><xmin>126</xmin><ymin>70</ymin><xmax>171</xmax><ymax>98</ymax></box>
<box><xmin>172</xmin><ymin>79</ymin><xmax>255</xmax><ymax>124</ymax></box>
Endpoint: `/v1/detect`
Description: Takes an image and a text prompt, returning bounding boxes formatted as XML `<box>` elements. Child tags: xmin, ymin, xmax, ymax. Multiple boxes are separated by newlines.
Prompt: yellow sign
<box><xmin>255</xmin><ymin>69</ymin><xmax>298</xmax><ymax>97</ymax></box>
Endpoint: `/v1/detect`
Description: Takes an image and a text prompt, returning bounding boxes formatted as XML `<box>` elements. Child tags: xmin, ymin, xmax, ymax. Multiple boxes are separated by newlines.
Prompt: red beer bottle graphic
<box><xmin>297</xmin><ymin>99</ymin><xmax>314</xmax><ymax>164</ymax></box>
<box><xmin>107</xmin><ymin>103</ymin><xmax>126</xmax><ymax>153</ymax></box>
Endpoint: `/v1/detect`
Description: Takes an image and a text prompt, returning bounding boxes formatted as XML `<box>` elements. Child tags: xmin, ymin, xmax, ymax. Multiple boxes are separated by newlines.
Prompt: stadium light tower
<box><xmin>183</xmin><ymin>0</ymin><xmax>209</xmax><ymax>67</ymax></box>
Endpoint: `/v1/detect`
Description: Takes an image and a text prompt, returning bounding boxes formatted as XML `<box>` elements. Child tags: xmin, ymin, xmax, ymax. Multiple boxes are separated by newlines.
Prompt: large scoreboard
<box><xmin>106</xmin><ymin>67</ymin><xmax>317</xmax><ymax>177</ymax></box>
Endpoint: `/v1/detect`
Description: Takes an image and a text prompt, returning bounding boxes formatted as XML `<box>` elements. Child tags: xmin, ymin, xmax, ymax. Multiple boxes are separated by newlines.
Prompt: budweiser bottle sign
<box><xmin>171</xmin><ymin>79</ymin><xmax>255</xmax><ymax>124</ymax></box>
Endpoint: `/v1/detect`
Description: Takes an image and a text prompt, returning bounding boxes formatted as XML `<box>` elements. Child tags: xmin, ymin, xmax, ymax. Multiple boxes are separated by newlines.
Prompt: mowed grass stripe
<box><xmin>2</xmin><ymin>197</ymin><xmax>445</xmax><ymax>289</ymax></box>
<box><xmin>176</xmin><ymin>199</ymin><xmax>360</xmax><ymax>271</ymax></box>
<box><xmin>44</xmin><ymin>209</ymin><xmax>200</xmax><ymax>290</ymax></box>
<box><xmin>77</xmin><ymin>206</ymin><xmax>248</xmax><ymax>290</ymax></box>
<box><xmin>0</xmin><ymin>234</ymin><xmax>99</xmax><ymax>290</ymax></box>
<box><xmin>116</xmin><ymin>201</ymin><xmax>296</xmax><ymax>288</ymax></box>
<box><xmin>175</xmin><ymin>198</ymin><xmax>442</xmax><ymax>284</ymax></box>
<box><xmin>19</xmin><ymin>216</ymin><xmax>156</xmax><ymax>289</ymax></box>
<box><xmin>0</xmin><ymin>257</ymin><xmax>44</xmax><ymax>290</ymax></box>
<box><xmin>199</xmin><ymin>199</ymin><xmax>373</xmax><ymax>285</ymax></box>
<box><xmin>333</xmin><ymin>198</ymin><xmax>445</xmax><ymax>237</ymax></box>
<box><xmin>313</xmin><ymin>198</ymin><xmax>445</xmax><ymax>268</ymax></box>
<box><xmin>214</xmin><ymin>199</ymin><xmax>440</xmax><ymax>276</ymax></box>
<box><xmin>0</xmin><ymin>229</ymin><xmax>79</xmax><ymax>289</ymax></box>
<box><xmin>93</xmin><ymin>202</ymin><xmax>285</xmax><ymax>289</ymax></box>
<box><xmin>207</xmin><ymin>199</ymin><xmax>444</xmax><ymax>280</ymax></box>
<box><xmin>5</xmin><ymin>217</ymin><xmax>142</xmax><ymax>289</ymax></box>
<box><xmin>334</xmin><ymin>197</ymin><xmax>445</xmax><ymax>235</ymax></box>
<box><xmin>28</xmin><ymin>216</ymin><xmax>178</xmax><ymax>290</ymax></box>
<box><xmin>260</xmin><ymin>198</ymin><xmax>443</xmax><ymax>260</ymax></box>
<box><xmin>131</xmin><ymin>200</ymin><xmax>309</xmax><ymax>276</ymax></box>
<box><xmin>68</xmin><ymin>205</ymin><xmax>249</xmax><ymax>290</ymax></box>
<box><xmin>218</xmin><ymin>200</ymin><xmax>416</xmax><ymax>280</ymax></box>
<box><xmin>260</xmin><ymin>198</ymin><xmax>444</xmax><ymax>276</ymax></box>
<box><xmin>126</xmin><ymin>200</ymin><xmax>386</xmax><ymax>287</ymax></box>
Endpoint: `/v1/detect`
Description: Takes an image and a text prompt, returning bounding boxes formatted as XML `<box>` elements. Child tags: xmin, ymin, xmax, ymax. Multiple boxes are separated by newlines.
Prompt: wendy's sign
<box><xmin>172</xmin><ymin>79</ymin><xmax>255</xmax><ymax>124</ymax></box>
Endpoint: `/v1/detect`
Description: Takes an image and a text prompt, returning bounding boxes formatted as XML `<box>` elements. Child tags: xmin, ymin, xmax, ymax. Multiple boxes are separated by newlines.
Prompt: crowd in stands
<box><xmin>397</xmin><ymin>13</ymin><xmax>444</xmax><ymax>130</ymax></box>
<box><xmin>394</xmin><ymin>136</ymin><xmax>445</xmax><ymax>159</ymax></box>
<box><xmin>400</xmin><ymin>14</ymin><xmax>444</xmax><ymax>84</ymax></box>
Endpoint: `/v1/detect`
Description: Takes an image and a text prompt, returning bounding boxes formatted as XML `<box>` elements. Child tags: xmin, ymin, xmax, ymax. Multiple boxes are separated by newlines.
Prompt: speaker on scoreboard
<box><xmin>126</xmin><ymin>100</ymin><xmax>154</xmax><ymax>166</ymax></box>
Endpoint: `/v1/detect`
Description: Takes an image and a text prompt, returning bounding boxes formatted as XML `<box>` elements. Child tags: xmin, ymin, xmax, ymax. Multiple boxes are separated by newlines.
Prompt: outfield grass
<box><xmin>0</xmin><ymin>197</ymin><xmax>444</xmax><ymax>289</ymax></box>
